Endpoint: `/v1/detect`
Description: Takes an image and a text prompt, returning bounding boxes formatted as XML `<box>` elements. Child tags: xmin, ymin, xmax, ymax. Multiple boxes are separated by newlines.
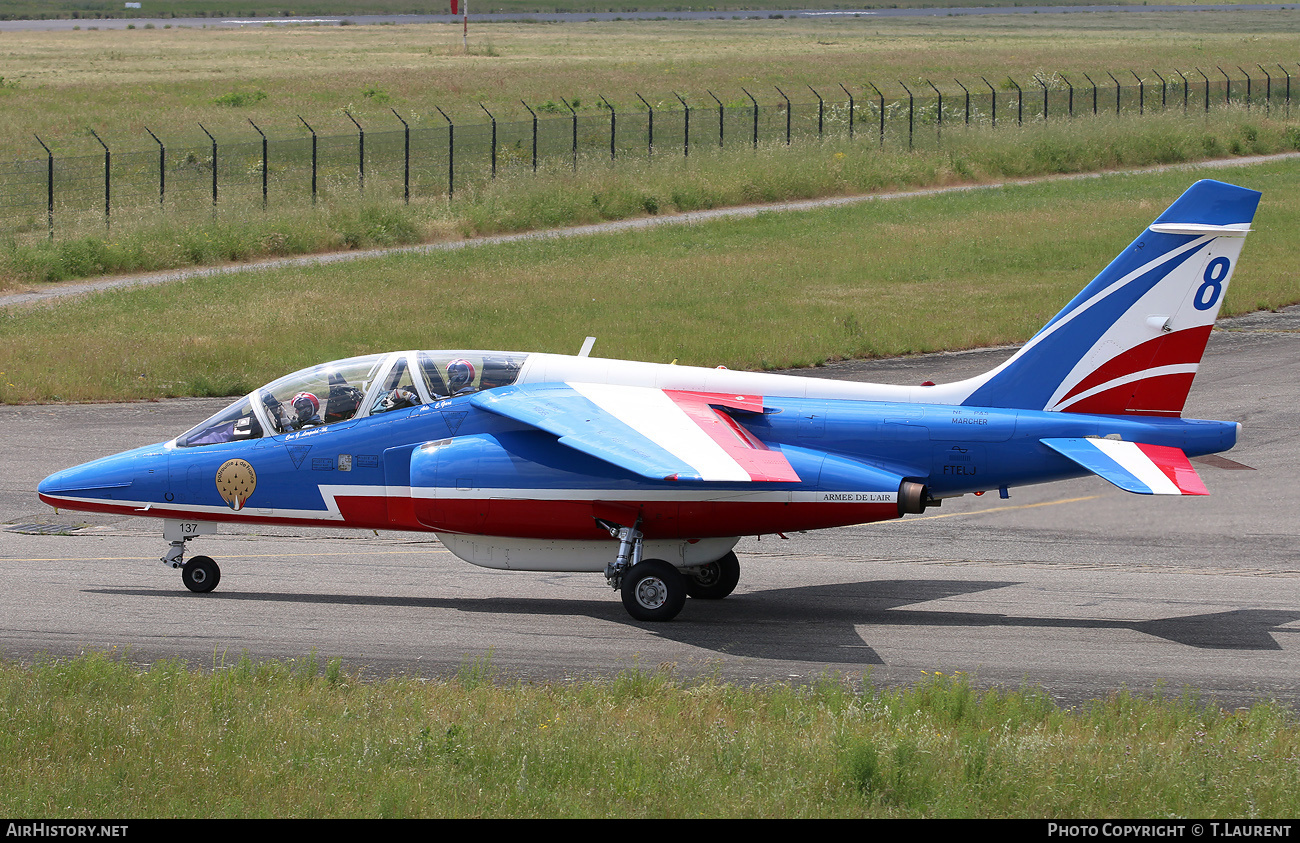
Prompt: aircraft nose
<box><xmin>38</xmin><ymin>451</ymin><xmax>138</xmax><ymax>499</ymax></box>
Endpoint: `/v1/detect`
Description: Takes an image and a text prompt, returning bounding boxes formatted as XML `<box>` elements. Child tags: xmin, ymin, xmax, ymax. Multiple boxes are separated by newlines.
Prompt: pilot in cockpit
<box><xmin>447</xmin><ymin>358</ymin><xmax>477</xmax><ymax>395</ymax></box>
<box><xmin>290</xmin><ymin>392</ymin><xmax>324</xmax><ymax>428</ymax></box>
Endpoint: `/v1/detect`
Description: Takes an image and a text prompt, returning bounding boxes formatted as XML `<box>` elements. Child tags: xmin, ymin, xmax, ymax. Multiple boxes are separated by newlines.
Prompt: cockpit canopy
<box><xmin>178</xmin><ymin>351</ymin><xmax>527</xmax><ymax>447</ymax></box>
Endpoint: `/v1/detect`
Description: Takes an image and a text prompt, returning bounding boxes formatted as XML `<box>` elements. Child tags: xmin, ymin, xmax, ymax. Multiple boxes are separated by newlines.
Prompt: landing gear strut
<box><xmin>601</xmin><ymin>519</ymin><xmax>687</xmax><ymax>622</ymax></box>
<box><xmin>161</xmin><ymin>520</ymin><xmax>221</xmax><ymax>594</ymax></box>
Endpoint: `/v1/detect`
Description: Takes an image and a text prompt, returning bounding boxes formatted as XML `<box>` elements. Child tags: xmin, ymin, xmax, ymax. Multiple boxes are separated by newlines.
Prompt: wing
<box><xmin>470</xmin><ymin>382</ymin><xmax>800</xmax><ymax>483</ymax></box>
<box><xmin>1041</xmin><ymin>437</ymin><xmax>1209</xmax><ymax>495</ymax></box>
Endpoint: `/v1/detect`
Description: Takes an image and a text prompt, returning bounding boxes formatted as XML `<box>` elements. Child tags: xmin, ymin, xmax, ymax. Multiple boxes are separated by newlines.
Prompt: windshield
<box><xmin>176</xmin><ymin>350</ymin><xmax>529</xmax><ymax>447</ymax></box>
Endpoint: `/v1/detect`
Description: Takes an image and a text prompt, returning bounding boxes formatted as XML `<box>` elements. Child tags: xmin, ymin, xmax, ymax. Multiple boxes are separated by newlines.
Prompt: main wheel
<box><xmin>182</xmin><ymin>555</ymin><xmax>221</xmax><ymax>594</ymax></box>
<box><xmin>620</xmin><ymin>559</ymin><xmax>686</xmax><ymax>622</ymax></box>
<box><xmin>684</xmin><ymin>551</ymin><xmax>740</xmax><ymax>600</ymax></box>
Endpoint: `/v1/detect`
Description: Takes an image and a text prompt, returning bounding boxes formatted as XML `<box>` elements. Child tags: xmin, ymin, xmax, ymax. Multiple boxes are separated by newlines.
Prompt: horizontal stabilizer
<box><xmin>1041</xmin><ymin>438</ymin><xmax>1208</xmax><ymax>495</ymax></box>
<box><xmin>471</xmin><ymin>382</ymin><xmax>800</xmax><ymax>483</ymax></box>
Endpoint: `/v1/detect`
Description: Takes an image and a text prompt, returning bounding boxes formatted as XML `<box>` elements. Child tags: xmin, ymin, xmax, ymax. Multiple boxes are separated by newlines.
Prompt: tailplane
<box><xmin>954</xmin><ymin>179</ymin><xmax>1260</xmax><ymax>416</ymax></box>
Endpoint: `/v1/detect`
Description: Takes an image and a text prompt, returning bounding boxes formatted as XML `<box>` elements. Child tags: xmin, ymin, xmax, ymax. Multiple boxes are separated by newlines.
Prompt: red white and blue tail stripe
<box><xmin>1042</xmin><ymin>438</ymin><xmax>1209</xmax><ymax>495</ymax></box>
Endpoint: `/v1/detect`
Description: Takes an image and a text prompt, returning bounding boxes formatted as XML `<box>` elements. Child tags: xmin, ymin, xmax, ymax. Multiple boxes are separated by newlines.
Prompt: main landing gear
<box><xmin>161</xmin><ymin>520</ymin><xmax>221</xmax><ymax>594</ymax></box>
<box><xmin>602</xmin><ymin>520</ymin><xmax>740</xmax><ymax>621</ymax></box>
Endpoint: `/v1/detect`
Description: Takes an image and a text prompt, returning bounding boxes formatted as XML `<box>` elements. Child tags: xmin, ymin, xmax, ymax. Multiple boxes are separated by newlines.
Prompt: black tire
<box><xmin>684</xmin><ymin>551</ymin><xmax>741</xmax><ymax>600</ymax></box>
<box><xmin>620</xmin><ymin>559</ymin><xmax>686</xmax><ymax>622</ymax></box>
<box><xmin>182</xmin><ymin>555</ymin><xmax>221</xmax><ymax>594</ymax></box>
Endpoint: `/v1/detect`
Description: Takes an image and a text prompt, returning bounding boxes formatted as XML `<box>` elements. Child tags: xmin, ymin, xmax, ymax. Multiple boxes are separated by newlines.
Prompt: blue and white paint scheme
<box><xmin>38</xmin><ymin>180</ymin><xmax>1258</xmax><ymax>621</ymax></box>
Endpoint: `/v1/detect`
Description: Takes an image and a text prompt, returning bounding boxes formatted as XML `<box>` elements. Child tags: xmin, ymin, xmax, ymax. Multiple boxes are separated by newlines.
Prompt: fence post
<box><xmin>562</xmin><ymin>98</ymin><xmax>578</xmax><ymax>171</ymax></box>
<box><xmin>636</xmin><ymin>93</ymin><xmax>654</xmax><ymax>159</ymax></box>
<box><xmin>1060</xmin><ymin>73</ymin><xmax>1074</xmax><ymax>117</ymax></box>
<box><xmin>839</xmin><ymin>83</ymin><xmax>855</xmax><ymax>139</ymax></box>
<box><xmin>521</xmin><ymin>101</ymin><xmax>537</xmax><ymax>172</ymax></box>
<box><xmin>673</xmin><ymin>92</ymin><xmax>690</xmax><ymax>157</ymax></box>
<box><xmin>775</xmin><ymin>86</ymin><xmax>791</xmax><ymax>145</ymax></box>
<box><xmin>434</xmin><ymin>106</ymin><xmax>453</xmax><ymax>198</ymax></box>
<box><xmin>868</xmin><ymin>82</ymin><xmax>885</xmax><ymax>145</ymax></box>
<box><xmin>248</xmin><ymin>119</ymin><xmax>268</xmax><ymax>209</ymax></box>
<box><xmin>478</xmin><ymin>103</ymin><xmax>496</xmax><ymax>179</ymax></box>
<box><xmin>808</xmin><ymin>85</ymin><xmax>824</xmax><ymax>137</ymax></box>
<box><xmin>708</xmin><ymin>90</ymin><xmax>725</xmax><ymax>147</ymax></box>
<box><xmin>742</xmin><ymin>87</ymin><xmax>758</xmax><ymax>149</ymax></box>
<box><xmin>34</xmin><ymin>134</ymin><xmax>53</xmax><ymax>241</ymax></box>
<box><xmin>344</xmin><ymin>111</ymin><xmax>365</xmax><ymax>195</ymax></box>
<box><xmin>981</xmin><ymin>77</ymin><xmax>996</xmax><ymax>127</ymax></box>
<box><xmin>953</xmin><ymin>78</ymin><xmax>970</xmax><ymax>125</ymax></box>
<box><xmin>1218</xmin><ymin>66</ymin><xmax>1231</xmax><ymax>106</ymax></box>
<box><xmin>88</xmin><ymin>128</ymin><xmax>109</xmax><ymax>231</ymax></box>
<box><xmin>1152</xmin><ymin>70</ymin><xmax>1167</xmax><ymax>111</ymax></box>
<box><xmin>1175</xmin><ymin>69</ymin><xmax>1190</xmax><ymax>113</ymax></box>
<box><xmin>1196</xmin><ymin>68</ymin><xmax>1210</xmax><ymax>113</ymax></box>
<box><xmin>897</xmin><ymin>81</ymin><xmax>914</xmax><ymax>149</ymax></box>
<box><xmin>1009</xmin><ymin>77</ymin><xmax>1022</xmax><ymax>125</ymax></box>
<box><xmin>1083</xmin><ymin>72</ymin><xmax>1098</xmax><ymax>116</ymax></box>
<box><xmin>1106</xmin><ymin>71</ymin><xmax>1121</xmax><ymax>116</ymax></box>
<box><xmin>144</xmin><ymin>127</ymin><xmax>164</xmax><ymax>206</ymax></box>
<box><xmin>198</xmin><ymin>123</ymin><xmax>217</xmax><ymax>210</ymax></box>
<box><xmin>1130</xmin><ymin>70</ymin><xmax>1144</xmax><ymax>116</ymax></box>
<box><xmin>392</xmin><ymin>108</ymin><xmax>411</xmax><ymax>201</ymax></box>
<box><xmin>1258</xmin><ymin>65</ymin><xmax>1272</xmax><ymax>115</ymax></box>
<box><xmin>297</xmin><ymin>116</ymin><xmax>317</xmax><ymax>205</ymax></box>
<box><xmin>1283</xmin><ymin>64</ymin><xmax>1294</xmax><ymax>117</ymax></box>
<box><xmin>926</xmin><ymin>80</ymin><xmax>942</xmax><ymax>143</ymax></box>
<box><xmin>1034</xmin><ymin>75</ymin><xmax>1048</xmax><ymax>121</ymax></box>
<box><xmin>1238</xmin><ymin>66</ymin><xmax>1252</xmax><ymax>110</ymax></box>
<box><xmin>600</xmin><ymin>96</ymin><xmax>616</xmax><ymax>161</ymax></box>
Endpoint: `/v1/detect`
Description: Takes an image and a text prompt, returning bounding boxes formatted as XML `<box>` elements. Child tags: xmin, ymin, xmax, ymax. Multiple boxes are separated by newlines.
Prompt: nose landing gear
<box><xmin>161</xmin><ymin>520</ymin><xmax>221</xmax><ymax>594</ymax></box>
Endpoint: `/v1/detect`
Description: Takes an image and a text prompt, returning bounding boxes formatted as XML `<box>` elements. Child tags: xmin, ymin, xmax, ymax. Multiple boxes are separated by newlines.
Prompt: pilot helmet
<box><xmin>446</xmin><ymin>359</ymin><xmax>476</xmax><ymax>391</ymax></box>
<box><xmin>291</xmin><ymin>392</ymin><xmax>320</xmax><ymax>421</ymax></box>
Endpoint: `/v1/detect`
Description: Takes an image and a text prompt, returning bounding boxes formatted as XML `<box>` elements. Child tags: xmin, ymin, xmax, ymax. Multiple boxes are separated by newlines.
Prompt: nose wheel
<box><xmin>181</xmin><ymin>555</ymin><xmax>221</xmax><ymax>594</ymax></box>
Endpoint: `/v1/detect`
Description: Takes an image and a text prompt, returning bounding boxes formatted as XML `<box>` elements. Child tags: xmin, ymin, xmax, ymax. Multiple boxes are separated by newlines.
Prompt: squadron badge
<box><xmin>215</xmin><ymin>458</ymin><xmax>257</xmax><ymax>511</ymax></box>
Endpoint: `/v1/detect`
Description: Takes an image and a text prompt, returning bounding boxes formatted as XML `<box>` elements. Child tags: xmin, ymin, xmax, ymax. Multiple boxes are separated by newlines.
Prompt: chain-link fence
<box><xmin>4</xmin><ymin>65</ymin><xmax>1295</xmax><ymax>240</ymax></box>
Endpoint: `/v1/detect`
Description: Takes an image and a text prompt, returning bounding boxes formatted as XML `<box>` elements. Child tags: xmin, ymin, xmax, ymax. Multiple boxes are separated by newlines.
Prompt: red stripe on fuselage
<box><xmin>39</xmin><ymin>491</ymin><xmax>901</xmax><ymax>540</ymax></box>
<box><xmin>410</xmin><ymin>496</ymin><xmax>899</xmax><ymax>540</ymax></box>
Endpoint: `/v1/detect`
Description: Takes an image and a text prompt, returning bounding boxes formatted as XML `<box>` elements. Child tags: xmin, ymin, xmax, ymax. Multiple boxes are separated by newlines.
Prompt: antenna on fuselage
<box><xmin>578</xmin><ymin>337</ymin><xmax>596</xmax><ymax>357</ymax></box>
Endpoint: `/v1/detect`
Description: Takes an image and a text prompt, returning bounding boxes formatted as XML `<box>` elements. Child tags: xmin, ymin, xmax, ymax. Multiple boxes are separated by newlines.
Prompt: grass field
<box><xmin>2</xmin><ymin>11</ymin><xmax>1297</xmax><ymax>154</ymax></box>
<box><xmin>3</xmin><ymin>157</ymin><xmax>1297</xmax><ymax>403</ymax></box>
<box><xmin>3</xmin><ymin>651</ymin><xmax>1300</xmax><ymax>818</ymax></box>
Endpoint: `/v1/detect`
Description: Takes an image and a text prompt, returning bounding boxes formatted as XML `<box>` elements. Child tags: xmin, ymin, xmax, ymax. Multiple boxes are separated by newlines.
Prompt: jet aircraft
<box><xmin>39</xmin><ymin>179</ymin><xmax>1258</xmax><ymax>621</ymax></box>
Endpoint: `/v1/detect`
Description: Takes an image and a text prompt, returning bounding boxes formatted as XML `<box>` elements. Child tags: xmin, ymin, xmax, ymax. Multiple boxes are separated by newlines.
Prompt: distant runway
<box><xmin>0</xmin><ymin>4</ymin><xmax>1296</xmax><ymax>31</ymax></box>
<box><xmin>2</xmin><ymin>307</ymin><xmax>1297</xmax><ymax>708</ymax></box>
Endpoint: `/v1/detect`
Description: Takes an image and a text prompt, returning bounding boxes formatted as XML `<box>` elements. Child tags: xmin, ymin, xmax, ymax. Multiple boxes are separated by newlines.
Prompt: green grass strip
<box><xmin>2</xmin><ymin>650</ymin><xmax>1298</xmax><ymax>817</ymax></box>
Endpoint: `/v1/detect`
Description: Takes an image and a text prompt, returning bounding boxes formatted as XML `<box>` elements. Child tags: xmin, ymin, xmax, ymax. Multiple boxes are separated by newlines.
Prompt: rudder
<box><xmin>956</xmin><ymin>179</ymin><xmax>1260</xmax><ymax>417</ymax></box>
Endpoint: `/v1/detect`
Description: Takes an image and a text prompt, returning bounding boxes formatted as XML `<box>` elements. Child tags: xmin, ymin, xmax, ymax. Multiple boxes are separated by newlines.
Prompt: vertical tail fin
<box><xmin>957</xmin><ymin>179</ymin><xmax>1260</xmax><ymax>416</ymax></box>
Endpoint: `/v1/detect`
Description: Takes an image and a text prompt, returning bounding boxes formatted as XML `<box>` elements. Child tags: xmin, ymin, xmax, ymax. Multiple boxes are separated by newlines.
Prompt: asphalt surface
<box><xmin>2</xmin><ymin>307</ymin><xmax>1297</xmax><ymax>707</ymax></box>
<box><xmin>0</xmin><ymin>4</ymin><xmax>1296</xmax><ymax>30</ymax></box>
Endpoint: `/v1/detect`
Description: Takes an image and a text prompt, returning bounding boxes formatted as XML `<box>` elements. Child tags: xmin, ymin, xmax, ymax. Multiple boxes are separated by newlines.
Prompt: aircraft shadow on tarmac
<box><xmin>90</xmin><ymin>578</ymin><xmax>1300</xmax><ymax>662</ymax></box>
